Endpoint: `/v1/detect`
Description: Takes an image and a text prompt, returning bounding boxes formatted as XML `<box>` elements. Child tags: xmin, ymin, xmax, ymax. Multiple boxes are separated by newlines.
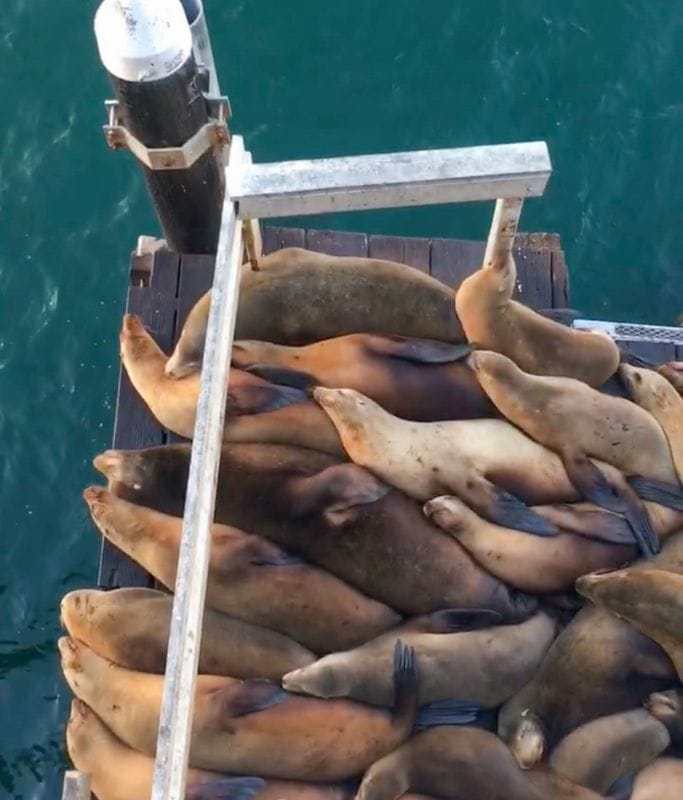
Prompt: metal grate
<box><xmin>572</xmin><ymin>319</ymin><xmax>683</xmax><ymax>345</ymax></box>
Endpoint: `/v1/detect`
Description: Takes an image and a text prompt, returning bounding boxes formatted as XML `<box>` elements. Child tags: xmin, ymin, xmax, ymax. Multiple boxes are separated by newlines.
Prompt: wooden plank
<box><xmin>513</xmin><ymin>246</ymin><xmax>553</xmax><ymax>309</ymax></box>
<box><xmin>550</xmin><ymin>248</ymin><xmax>569</xmax><ymax>309</ymax></box>
<box><xmin>98</xmin><ymin>250</ymin><xmax>180</xmax><ymax>589</ymax></box>
<box><xmin>261</xmin><ymin>225</ymin><xmax>306</xmax><ymax>253</ymax></box>
<box><xmin>176</xmin><ymin>254</ymin><xmax>215</xmax><ymax>343</ymax></box>
<box><xmin>306</xmin><ymin>228</ymin><xmax>368</xmax><ymax>257</ymax></box>
<box><xmin>430</xmin><ymin>237</ymin><xmax>483</xmax><ymax>288</ymax></box>
<box><xmin>368</xmin><ymin>234</ymin><xmax>431</xmax><ymax>273</ymax></box>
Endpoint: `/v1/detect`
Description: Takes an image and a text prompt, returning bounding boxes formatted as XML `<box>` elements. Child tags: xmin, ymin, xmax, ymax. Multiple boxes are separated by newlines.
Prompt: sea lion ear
<box><xmin>366</xmin><ymin>337</ymin><xmax>473</xmax><ymax>365</ymax></box>
<box><xmin>186</xmin><ymin>777</ymin><xmax>266</xmax><ymax>800</ymax></box>
<box><xmin>242</xmin><ymin>363</ymin><xmax>316</xmax><ymax>391</ymax></box>
<box><xmin>225</xmin><ymin>384</ymin><xmax>307</xmax><ymax>416</ymax></box>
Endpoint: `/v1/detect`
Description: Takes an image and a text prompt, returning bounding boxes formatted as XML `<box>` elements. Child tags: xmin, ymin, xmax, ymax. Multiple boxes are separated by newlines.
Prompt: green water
<box><xmin>1</xmin><ymin>1</ymin><xmax>682</xmax><ymax>796</ymax></box>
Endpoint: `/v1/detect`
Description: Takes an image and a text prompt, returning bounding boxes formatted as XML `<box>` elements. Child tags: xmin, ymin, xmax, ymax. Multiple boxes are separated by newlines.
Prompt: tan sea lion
<box><xmin>60</xmin><ymin>587</ymin><xmax>313</xmax><ymax>678</ymax></box>
<box><xmin>454</xmin><ymin>249</ymin><xmax>619</xmax><ymax>386</ymax></box>
<box><xmin>548</xmin><ymin>708</ymin><xmax>671</xmax><ymax>793</ymax></box>
<box><xmin>631</xmin><ymin>757</ymin><xmax>683</xmax><ymax>800</ymax></box>
<box><xmin>620</xmin><ymin>363</ymin><xmax>683</xmax><ymax>483</ymax></box>
<box><xmin>66</xmin><ymin>699</ymin><xmax>355</xmax><ymax>800</ymax></box>
<box><xmin>166</xmin><ymin>248</ymin><xmax>465</xmax><ymax>377</ymax></box>
<box><xmin>355</xmin><ymin>725</ymin><xmax>604</xmax><ymax>800</ymax></box>
<box><xmin>93</xmin><ymin>443</ymin><xmax>538</xmax><ymax>621</ymax></box>
<box><xmin>646</xmin><ymin>689</ymin><xmax>683</xmax><ymax>751</ymax></box>
<box><xmin>498</xmin><ymin>531</ymin><xmax>683</xmax><ymax>768</ymax></box>
<box><xmin>577</xmin><ymin>566</ymin><xmax>683</xmax><ymax>679</ymax></box>
<box><xmin>658</xmin><ymin>361</ymin><xmax>683</xmax><ymax>396</ymax></box>
<box><xmin>231</xmin><ymin>334</ymin><xmax>496</xmax><ymax>422</ymax></box>
<box><xmin>424</xmin><ymin>495</ymin><xmax>636</xmax><ymax>592</ymax></box>
<box><xmin>282</xmin><ymin>611</ymin><xmax>556</xmax><ymax>708</ymax></box>
<box><xmin>59</xmin><ymin>635</ymin><xmax>420</xmax><ymax>780</ymax></box>
<box><xmin>82</xmin><ymin>486</ymin><xmax>400</xmax><ymax>655</ymax></box>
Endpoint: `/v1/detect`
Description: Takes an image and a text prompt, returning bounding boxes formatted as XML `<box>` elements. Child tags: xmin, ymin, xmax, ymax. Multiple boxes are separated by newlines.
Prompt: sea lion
<box><xmin>577</xmin><ymin>566</ymin><xmax>683</xmax><ymax>680</ymax></box>
<box><xmin>631</xmin><ymin>757</ymin><xmax>683</xmax><ymax>800</ymax></box>
<box><xmin>424</xmin><ymin>495</ymin><xmax>636</xmax><ymax>593</ymax></box>
<box><xmin>59</xmin><ymin>635</ymin><xmax>421</xmax><ymax>780</ymax></box>
<box><xmin>82</xmin><ymin>487</ymin><xmax>400</xmax><ymax>655</ymax></box>
<box><xmin>66</xmin><ymin>698</ymin><xmax>356</xmax><ymax>800</ymax></box>
<box><xmin>282</xmin><ymin>611</ymin><xmax>557</xmax><ymax>708</ymax></box>
<box><xmin>231</xmin><ymin>334</ymin><xmax>496</xmax><ymax>422</ymax></box>
<box><xmin>313</xmin><ymin>387</ymin><xmax>647</xmax><ymax>542</ymax></box>
<box><xmin>93</xmin><ymin>442</ymin><xmax>538</xmax><ymax>621</ymax></box>
<box><xmin>355</xmin><ymin>725</ymin><xmax>604</xmax><ymax>800</ymax></box>
<box><xmin>454</xmin><ymin>248</ymin><xmax>619</xmax><ymax>386</ymax></box>
<box><xmin>548</xmin><ymin>708</ymin><xmax>671</xmax><ymax>793</ymax></box>
<box><xmin>646</xmin><ymin>689</ymin><xmax>683</xmax><ymax>751</ymax></box>
<box><xmin>498</xmin><ymin>531</ymin><xmax>683</xmax><ymax>767</ymax></box>
<box><xmin>166</xmin><ymin>248</ymin><xmax>465</xmax><ymax>377</ymax></box>
<box><xmin>60</xmin><ymin>587</ymin><xmax>314</xmax><ymax>678</ymax></box>
<box><xmin>658</xmin><ymin>361</ymin><xmax>683</xmax><ymax>396</ymax></box>
<box><xmin>620</xmin><ymin>363</ymin><xmax>683</xmax><ymax>483</ymax></box>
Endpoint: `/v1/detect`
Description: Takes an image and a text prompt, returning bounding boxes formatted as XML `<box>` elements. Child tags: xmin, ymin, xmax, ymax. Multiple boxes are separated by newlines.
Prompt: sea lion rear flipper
<box><xmin>391</xmin><ymin>639</ymin><xmax>418</xmax><ymax>723</ymax></box>
<box><xmin>242</xmin><ymin>364</ymin><xmax>317</xmax><ymax>391</ymax></box>
<box><xmin>222</xmin><ymin>680</ymin><xmax>290</xmax><ymax>719</ymax></box>
<box><xmin>467</xmin><ymin>478</ymin><xmax>559</xmax><ymax>536</ymax></box>
<box><xmin>367</xmin><ymin>337</ymin><xmax>473</xmax><ymax>364</ymax></box>
<box><xmin>187</xmin><ymin>777</ymin><xmax>267</xmax><ymax>800</ymax></box>
<box><xmin>414</xmin><ymin>698</ymin><xmax>482</xmax><ymax>729</ymax></box>
<box><xmin>403</xmin><ymin>608</ymin><xmax>503</xmax><ymax>633</ymax></box>
<box><xmin>226</xmin><ymin>384</ymin><xmax>307</xmax><ymax>416</ymax></box>
<box><xmin>629</xmin><ymin>474</ymin><xmax>683</xmax><ymax>510</ymax></box>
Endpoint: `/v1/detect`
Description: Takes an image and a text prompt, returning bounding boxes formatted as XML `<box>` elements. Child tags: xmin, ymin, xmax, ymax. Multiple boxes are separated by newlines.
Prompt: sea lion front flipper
<box><xmin>242</xmin><ymin>364</ymin><xmax>317</xmax><ymax>391</ymax></box>
<box><xmin>391</xmin><ymin>639</ymin><xmax>418</xmax><ymax>723</ymax></box>
<box><xmin>629</xmin><ymin>475</ymin><xmax>683</xmax><ymax>511</ymax></box>
<box><xmin>366</xmin><ymin>337</ymin><xmax>473</xmax><ymax>364</ymax></box>
<box><xmin>222</xmin><ymin>679</ymin><xmax>290</xmax><ymax>719</ymax></box>
<box><xmin>465</xmin><ymin>477</ymin><xmax>559</xmax><ymax>536</ymax></box>
<box><xmin>414</xmin><ymin>698</ymin><xmax>482</xmax><ymax>729</ymax></box>
<box><xmin>187</xmin><ymin>777</ymin><xmax>267</xmax><ymax>800</ymax></box>
<box><xmin>226</xmin><ymin>384</ymin><xmax>307</xmax><ymax>416</ymax></box>
<box><xmin>402</xmin><ymin>608</ymin><xmax>503</xmax><ymax>634</ymax></box>
<box><xmin>536</xmin><ymin>505</ymin><xmax>638</xmax><ymax>546</ymax></box>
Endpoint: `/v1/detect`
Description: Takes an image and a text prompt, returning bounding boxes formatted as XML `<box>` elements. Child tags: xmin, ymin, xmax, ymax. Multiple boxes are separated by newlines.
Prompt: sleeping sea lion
<box><xmin>620</xmin><ymin>363</ymin><xmax>683</xmax><ymax>483</ymax></box>
<box><xmin>60</xmin><ymin>587</ymin><xmax>313</xmax><ymax>678</ymax></box>
<box><xmin>424</xmin><ymin>495</ymin><xmax>636</xmax><ymax>593</ymax></box>
<box><xmin>454</xmin><ymin>248</ymin><xmax>619</xmax><ymax>386</ymax></box>
<box><xmin>548</xmin><ymin>708</ymin><xmax>671</xmax><ymax>793</ymax></box>
<box><xmin>577</xmin><ymin>566</ymin><xmax>683</xmax><ymax>680</ymax></box>
<box><xmin>82</xmin><ymin>486</ymin><xmax>400</xmax><ymax>655</ymax></box>
<box><xmin>93</xmin><ymin>443</ymin><xmax>537</xmax><ymax>621</ymax></box>
<box><xmin>282</xmin><ymin>611</ymin><xmax>556</xmax><ymax>709</ymax></box>
<box><xmin>231</xmin><ymin>334</ymin><xmax>496</xmax><ymax>422</ymax></box>
<box><xmin>313</xmin><ymin>387</ymin><xmax>645</xmax><ymax>542</ymax></box>
<box><xmin>59</xmin><ymin>635</ymin><xmax>421</xmax><ymax>780</ymax></box>
<box><xmin>645</xmin><ymin>689</ymin><xmax>683</xmax><ymax>751</ymax></box>
<box><xmin>498</xmin><ymin>531</ymin><xmax>683</xmax><ymax>767</ymax></box>
<box><xmin>166</xmin><ymin>248</ymin><xmax>464</xmax><ymax>377</ymax></box>
<box><xmin>658</xmin><ymin>361</ymin><xmax>683</xmax><ymax>396</ymax></box>
<box><xmin>355</xmin><ymin>725</ymin><xmax>604</xmax><ymax>800</ymax></box>
<box><xmin>631</xmin><ymin>757</ymin><xmax>683</xmax><ymax>800</ymax></box>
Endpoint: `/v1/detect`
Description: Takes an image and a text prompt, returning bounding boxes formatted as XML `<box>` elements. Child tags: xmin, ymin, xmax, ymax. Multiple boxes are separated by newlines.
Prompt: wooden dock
<box><xmin>97</xmin><ymin>224</ymin><xmax>673</xmax><ymax>587</ymax></box>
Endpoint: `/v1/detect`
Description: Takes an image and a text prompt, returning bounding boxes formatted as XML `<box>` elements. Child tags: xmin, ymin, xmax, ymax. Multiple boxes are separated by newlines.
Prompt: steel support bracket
<box><xmin>102</xmin><ymin>95</ymin><xmax>231</xmax><ymax>170</ymax></box>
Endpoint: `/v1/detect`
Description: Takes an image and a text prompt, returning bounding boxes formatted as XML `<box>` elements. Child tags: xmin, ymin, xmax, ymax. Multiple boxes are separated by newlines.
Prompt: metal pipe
<box><xmin>183</xmin><ymin>0</ymin><xmax>221</xmax><ymax>96</ymax></box>
<box><xmin>484</xmin><ymin>197</ymin><xmax>524</xmax><ymax>267</ymax></box>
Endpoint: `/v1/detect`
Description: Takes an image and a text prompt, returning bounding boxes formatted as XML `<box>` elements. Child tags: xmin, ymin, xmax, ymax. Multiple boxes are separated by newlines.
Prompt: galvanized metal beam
<box><xmin>61</xmin><ymin>771</ymin><xmax>90</xmax><ymax>800</ymax></box>
<box><xmin>228</xmin><ymin>139</ymin><xmax>551</xmax><ymax>218</ymax></box>
<box><xmin>484</xmin><ymin>197</ymin><xmax>524</xmax><ymax>267</ymax></box>
<box><xmin>573</xmin><ymin>319</ymin><xmax>683</xmax><ymax>345</ymax></box>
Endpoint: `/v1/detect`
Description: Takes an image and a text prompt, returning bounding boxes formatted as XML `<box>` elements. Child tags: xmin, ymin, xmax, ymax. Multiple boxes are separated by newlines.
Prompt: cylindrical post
<box><xmin>94</xmin><ymin>0</ymin><xmax>224</xmax><ymax>254</ymax></box>
<box><xmin>180</xmin><ymin>0</ymin><xmax>221</xmax><ymax>96</ymax></box>
<box><xmin>484</xmin><ymin>197</ymin><xmax>524</xmax><ymax>268</ymax></box>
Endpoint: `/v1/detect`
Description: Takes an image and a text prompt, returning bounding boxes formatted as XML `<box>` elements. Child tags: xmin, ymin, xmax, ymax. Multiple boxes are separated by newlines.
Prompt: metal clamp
<box><xmin>103</xmin><ymin>95</ymin><xmax>231</xmax><ymax>170</ymax></box>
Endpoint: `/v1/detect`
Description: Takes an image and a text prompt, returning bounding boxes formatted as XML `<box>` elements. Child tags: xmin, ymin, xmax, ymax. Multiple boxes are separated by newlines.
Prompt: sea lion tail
<box><xmin>629</xmin><ymin>474</ymin><xmax>683</xmax><ymax>511</ymax></box>
<box><xmin>391</xmin><ymin>640</ymin><xmax>418</xmax><ymax>728</ymax></box>
<box><xmin>414</xmin><ymin>698</ymin><xmax>483</xmax><ymax>729</ymax></box>
<box><xmin>186</xmin><ymin>776</ymin><xmax>266</xmax><ymax>800</ymax></box>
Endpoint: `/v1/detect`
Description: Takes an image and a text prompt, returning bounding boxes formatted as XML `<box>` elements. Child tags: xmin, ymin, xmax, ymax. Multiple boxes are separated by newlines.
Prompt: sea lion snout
<box><xmin>164</xmin><ymin>349</ymin><xmax>199</xmax><ymax>378</ymax></box>
<box><xmin>423</xmin><ymin>496</ymin><xmax>468</xmax><ymax>530</ymax></box>
<box><xmin>509</xmin><ymin>710</ymin><xmax>545</xmax><ymax>769</ymax></box>
<box><xmin>575</xmin><ymin>568</ymin><xmax>625</xmax><ymax>598</ymax></box>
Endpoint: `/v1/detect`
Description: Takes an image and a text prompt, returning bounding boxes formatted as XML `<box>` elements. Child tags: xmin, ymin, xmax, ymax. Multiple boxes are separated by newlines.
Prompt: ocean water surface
<box><xmin>0</xmin><ymin>1</ymin><xmax>682</xmax><ymax>797</ymax></box>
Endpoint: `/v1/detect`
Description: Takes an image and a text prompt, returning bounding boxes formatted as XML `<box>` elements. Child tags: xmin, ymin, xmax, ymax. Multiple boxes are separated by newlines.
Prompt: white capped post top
<box><xmin>94</xmin><ymin>0</ymin><xmax>193</xmax><ymax>83</ymax></box>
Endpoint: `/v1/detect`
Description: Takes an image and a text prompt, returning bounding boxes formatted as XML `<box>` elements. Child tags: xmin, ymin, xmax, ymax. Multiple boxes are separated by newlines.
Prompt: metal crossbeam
<box><xmin>573</xmin><ymin>319</ymin><xmax>683</xmax><ymax>345</ymax></box>
<box><xmin>227</xmin><ymin>139</ymin><xmax>551</xmax><ymax>218</ymax></box>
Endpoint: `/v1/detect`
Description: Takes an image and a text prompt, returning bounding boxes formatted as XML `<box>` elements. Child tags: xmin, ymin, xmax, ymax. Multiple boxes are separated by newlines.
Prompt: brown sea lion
<box><xmin>646</xmin><ymin>689</ymin><xmax>683</xmax><ymax>751</ymax></box>
<box><xmin>498</xmin><ymin>531</ymin><xmax>683</xmax><ymax>768</ymax></box>
<box><xmin>631</xmin><ymin>757</ymin><xmax>683</xmax><ymax>800</ymax></box>
<box><xmin>577</xmin><ymin>566</ymin><xmax>683</xmax><ymax>679</ymax></box>
<box><xmin>59</xmin><ymin>635</ymin><xmax>420</xmax><ymax>780</ymax></box>
<box><xmin>282</xmin><ymin>611</ymin><xmax>556</xmax><ymax>708</ymax></box>
<box><xmin>231</xmin><ymin>334</ymin><xmax>496</xmax><ymax>422</ymax></box>
<box><xmin>454</xmin><ymin>248</ymin><xmax>619</xmax><ymax>386</ymax></box>
<box><xmin>60</xmin><ymin>587</ymin><xmax>313</xmax><ymax>678</ymax></box>
<box><xmin>355</xmin><ymin>725</ymin><xmax>604</xmax><ymax>800</ymax></box>
<box><xmin>548</xmin><ymin>708</ymin><xmax>671</xmax><ymax>793</ymax></box>
<box><xmin>166</xmin><ymin>248</ymin><xmax>464</xmax><ymax>377</ymax></box>
<box><xmin>66</xmin><ymin>698</ymin><xmax>355</xmax><ymax>800</ymax></box>
<box><xmin>82</xmin><ymin>486</ymin><xmax>400</xmax><ymax>655</ymax></box>
<box><xmin>658</xmin><ymin>361</ymin><xmax>683</xmax><ymax>396</ymax></box>
<box><xmin>620</xmin><ymin>363</ymin><xmax>683</xmax><ymax>483</ymax></box>
<box><xmin>93</xmin><ymin>443</ymin><xmax>537</xmax><ymax>621</ymax></box>
<box><xmin>424</xmin><ymin>495</ymin><xmax>636</xmax><ymax>592</ymax></box>
<box><xmin>312</xmin><ymin>386</ymin><xmax>646</xmax><ymax>541</ymax></box>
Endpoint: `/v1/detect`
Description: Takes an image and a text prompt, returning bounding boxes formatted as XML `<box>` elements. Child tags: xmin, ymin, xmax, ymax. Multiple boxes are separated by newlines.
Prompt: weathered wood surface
<box><xmin>98</xmin><ymin>225</ymin><xmax>573</xmax><ymax>587</ymax></box>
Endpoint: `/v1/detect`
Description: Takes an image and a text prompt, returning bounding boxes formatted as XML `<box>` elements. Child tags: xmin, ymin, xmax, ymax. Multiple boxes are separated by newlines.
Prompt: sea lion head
<box><xmin>313</xmin><ymin>388</ymin><xmax>384</xmax><ymax>453</ymax></box>
<box><xmin>281</xmin><ymin>658</ymin><xmax>350</xmax><ymax>699</ymax></box>
<box><xmin>423</xmin><ymin>495</ymin><xmax>475</xmax><ymax>534</ymax></box>
<box><xmin>658</xmin><ymin>361</ymin><xmax>683</xmax><ymax>393</ymax></box>
<box><xmin>165</xmin><ymin>291</ymin><xmax>211</xmax><ymax>378</ymax></box>
<box><xmin>508</xmin><ymin>709</ymin><xmax>546</xmax><ymax>769</ymax></box>
<box><xmin>61</xmin><ymin>589</ymin><xmax>99</xmax><ymax>640</ymax></box>
<box><xmin>620</xmin><ymin>363</ymin><xmax>677</xmax><ymax>411</ymax></box>
<box><xmin>575</xmin><ymin>567</ymin><xmax>639</xmax><ymax>616</ymax></box>
<box><xmin>92</xmin><ymin>449</ymin><xmax>152</xmax><ymax>492</ymax></box>
<box><xmin>467</xmin><ymin>349</ymin><xmax>518</xmax><ymax>381</ymax></box>
<box><xmin>65</xmin><ymin>697</ymin><xmax>94</xmax><ymax>747</ymax></box>
<box><xmin>645</xmin><ymin>689</ymin><xmax>682</xmax><ymax>725</ymax></box>
<box><xmin>120</xmin><ymin>314</ymin><xmax>163</xmax><ymax>364</ymax></box>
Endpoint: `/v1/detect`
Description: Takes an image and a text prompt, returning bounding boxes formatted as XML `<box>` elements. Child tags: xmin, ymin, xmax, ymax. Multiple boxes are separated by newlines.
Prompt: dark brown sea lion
<box><xmin>60</xmin><ymin>587</ymin><xmax>314</xmax><ymax>679</ymax></box>
<box><xmin>645</xmin><ymin>689</ymin><xmax>683</xmax><ymax>751</ymax></box>
<box><xmin>166</xmin><ymin>248</ymin><xmax>464</xmax><ymax>377</ymax></box>
<box><xmin>231</xmin><ymin>334</ymin><xmax>496</xmax><ymax>422</ymax></box>
<box><xmin>355</xmin><ymin>725</ymin><xmax>604</xmax><ymax>800</ymax></box>
<box><xmin>498</xmin><ymin>531</ymin><xmax>683</xmax><ymax>768</ymax></box>
<box><xmin>454</xmin><ymin>248</ymin><xmax>619</xmax><ymax>386</ymax></box>
<box><xmin>282</xmin><ymin>611</ymin><xmax>556</xmax><ymax>708</ymax></box>
<box><xmin>631</xmin><ymin>757</ymin><xmax>683</xmax><ymax>800</ymax></box>
<box><xmin>59</xmin><ymin>635</ymin><xmax>420</xmax><ymax>780</ymax></box>
<box><xmin>424</xmin><ymin>495</ymin><xmax>636</xmax><ymax>592</ymax></box>
<box><xmin>577</xmin><ymin>566</ymin><xmax>683</xmax><ymax>680</ymax></box>
<box><xmin>548</xmin><ymin>708</ymin><xmax>671</xmax><ymax>793</ymax></box>
<box><xmin>93</xmin><ymin>443</ymin><xmax>537</xmax><ymax>621</ymax></box>
<box><xmin>66</xmin><ymin>698</ymin><xmax>356</xmax><ymax>800</ymax></box>
<box><xmin>82</xmin><ymin>487</ymin><xmax>400</xmax><ymax>655</ymax></box>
